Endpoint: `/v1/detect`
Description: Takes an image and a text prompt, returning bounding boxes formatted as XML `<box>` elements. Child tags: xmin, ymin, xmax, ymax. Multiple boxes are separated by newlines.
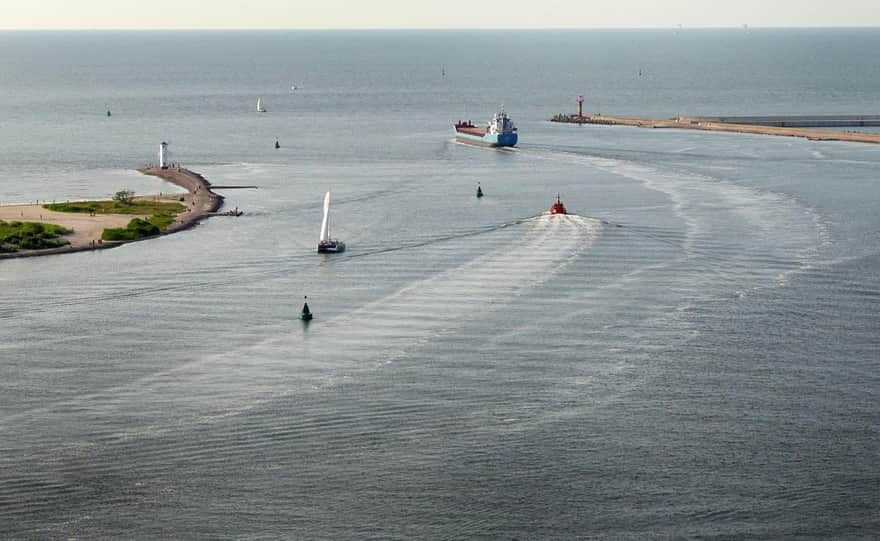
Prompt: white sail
<box><xmin>319</xmin><ymin>191</ymin><xmax>331</xmax><ymax>242</ymax></box>
<box><xmin>257</xmin><ymin>98</ymin><xmax>265</xmax><ymax>112</ymax></box>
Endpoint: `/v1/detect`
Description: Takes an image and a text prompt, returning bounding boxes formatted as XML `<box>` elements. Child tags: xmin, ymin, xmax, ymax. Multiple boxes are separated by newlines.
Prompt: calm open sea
<box><xmin>1</xmin><ymin>29</ymin><xmax>879</xmax><ymax>539</ymax></box>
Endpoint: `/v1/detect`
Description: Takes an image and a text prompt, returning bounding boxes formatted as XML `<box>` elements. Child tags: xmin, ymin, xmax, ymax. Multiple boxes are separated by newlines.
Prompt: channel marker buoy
<box><xmin>300</xmin><ymin>296</ymin><xmax>313</xmax><ymax>321</ymax></box>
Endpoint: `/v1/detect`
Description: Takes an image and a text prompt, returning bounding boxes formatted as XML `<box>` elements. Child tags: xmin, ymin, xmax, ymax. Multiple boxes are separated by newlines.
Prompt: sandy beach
<box><xmin>0</xmin><ymin>167</ymin><xmax>224</xmax><ymax>259</ymax></box>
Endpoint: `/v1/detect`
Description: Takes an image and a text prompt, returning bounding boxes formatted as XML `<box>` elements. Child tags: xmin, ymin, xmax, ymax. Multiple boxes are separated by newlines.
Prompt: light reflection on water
<box><xmin>1</xmin><ymin>29</ymin><xmax>879</xmax><ymax>539</ymax></box>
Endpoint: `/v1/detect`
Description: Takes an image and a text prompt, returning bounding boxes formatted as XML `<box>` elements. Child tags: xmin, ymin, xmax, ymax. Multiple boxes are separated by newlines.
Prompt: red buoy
<box><xmin>549</xmin><ymin>193</ymin><xmax>567</xmax><ymax>215</ymax></box>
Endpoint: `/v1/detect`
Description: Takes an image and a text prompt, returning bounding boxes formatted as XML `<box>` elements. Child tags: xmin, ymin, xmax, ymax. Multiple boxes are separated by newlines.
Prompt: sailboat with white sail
<box><xmin>317</xmin><ymin>191</ymin><xmax>345</xmax><ymax>253</ymax></box>
<box><xmin>257</xmin><ymin>98</ymin><xmax>266</xmax><ymax>113</ymax></box>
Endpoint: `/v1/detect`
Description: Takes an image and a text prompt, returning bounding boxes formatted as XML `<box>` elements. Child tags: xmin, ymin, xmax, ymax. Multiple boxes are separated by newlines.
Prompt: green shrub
<box><xmin>101</xmin><ymin>217</ymin><xmax>161</xmax><ymax>241</ymax></box>
<box><xmin>0</xmin><ymin>219</ymin><xmax>71</xmax><ymax>252</ymax></box>
<box><xmin>113</xmin><ymin>190</ymin><xmax>136</xmax><ymax>205</ymax></box>
<box><xmin>16</xmin><ymin>235</ymin><xmax>67</xmax><ymax>250</ymax></box>
<box><xmin>149</xmin><ymin>213</ymin><xmax>175</xmax><ymax>230</ymax></box>
<box><xmin>20</xmin><ymin>222</ymin><xmax>44</xmax><ymax>235</ymax></box>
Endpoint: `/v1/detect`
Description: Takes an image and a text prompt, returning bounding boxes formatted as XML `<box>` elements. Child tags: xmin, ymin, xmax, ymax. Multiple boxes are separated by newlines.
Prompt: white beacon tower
<box><xmin>159</xmin><ymin>141</ymin><xmax>169</xmax><ymax>169</ymax></box>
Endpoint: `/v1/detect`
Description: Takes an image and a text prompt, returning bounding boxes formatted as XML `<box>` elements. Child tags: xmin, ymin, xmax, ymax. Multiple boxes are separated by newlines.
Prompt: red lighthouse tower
<box><xmin>577</xmin><ymin>95</ymin><xmax>584</xmax><ymax>119</ymax></box>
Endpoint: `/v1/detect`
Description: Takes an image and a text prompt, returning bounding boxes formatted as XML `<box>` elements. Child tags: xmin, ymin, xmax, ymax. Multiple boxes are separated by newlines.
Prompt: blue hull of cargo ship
<box><xmin>455</xmin><ymin>131</ymin><xmax>518</xmax><ymax>147</ymax></box>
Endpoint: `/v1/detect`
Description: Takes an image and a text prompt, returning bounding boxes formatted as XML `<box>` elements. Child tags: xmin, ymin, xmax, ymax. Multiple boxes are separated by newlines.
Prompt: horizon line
<box><xmin>1</xmin><ymin>25</ymin><xmax>879</xmax><ymax>32</ymax></box>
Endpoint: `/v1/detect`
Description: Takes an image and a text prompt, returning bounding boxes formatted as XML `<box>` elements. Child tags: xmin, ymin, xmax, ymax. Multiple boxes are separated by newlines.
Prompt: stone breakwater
<box><xmin>550</xmin><ymin>114</ymin><xmax>880</xmax><ymax>145</ymax></box>
<box><xmin>139</xmin><ymin>166</ymin><xmax>224</xmax><ymax>232</ymax></box>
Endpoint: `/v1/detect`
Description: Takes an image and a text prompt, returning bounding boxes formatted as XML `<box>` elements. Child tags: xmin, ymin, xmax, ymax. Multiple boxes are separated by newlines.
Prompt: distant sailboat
<box><xmin>317</xmin><ymin>191</ymin><xmax>345</xmax><ymax>253</ymax></box>
<box><xmin>257</xmin><ymin>98</ymin><xmax>266</xmax><ymax>113</ymax></box>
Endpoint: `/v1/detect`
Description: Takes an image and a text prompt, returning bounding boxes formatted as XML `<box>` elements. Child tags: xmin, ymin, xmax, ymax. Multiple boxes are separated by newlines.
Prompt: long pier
<box><xmin>550</xmin><ymin>114</ymin><xmax>880</xmax><ymax>145</ymax></box>
<box><xmin>695</xmin><ymin>115</ymin><xmax>880</xmax><ymax>128</ymax></box>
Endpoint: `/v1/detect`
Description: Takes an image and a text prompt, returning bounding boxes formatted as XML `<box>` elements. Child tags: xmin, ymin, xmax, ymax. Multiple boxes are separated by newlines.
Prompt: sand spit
<box><xmin>0</xmin><ymin>167</ymin><xmax>225</xmax><ymax>260</ymax></box>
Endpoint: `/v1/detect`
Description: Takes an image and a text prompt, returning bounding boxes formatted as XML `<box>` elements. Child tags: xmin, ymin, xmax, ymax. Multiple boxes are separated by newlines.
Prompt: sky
<box><xmin>2</xmin><ymin>0</ymin><xmax>879</xmax><ymax>30</ymax></box>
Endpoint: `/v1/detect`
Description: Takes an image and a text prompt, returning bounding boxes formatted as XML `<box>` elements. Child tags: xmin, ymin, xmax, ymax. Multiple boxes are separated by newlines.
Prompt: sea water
<box><xmin>1</xmin><ymin>29</ymin><xmax>879</xmax><ymax>539</ymax></box>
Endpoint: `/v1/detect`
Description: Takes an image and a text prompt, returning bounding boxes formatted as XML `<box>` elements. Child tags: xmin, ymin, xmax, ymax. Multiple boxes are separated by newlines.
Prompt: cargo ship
<box><xmin>454</xmin><ymin>110</ymin><xmax>518</xmax><ymax>147</ymax></box>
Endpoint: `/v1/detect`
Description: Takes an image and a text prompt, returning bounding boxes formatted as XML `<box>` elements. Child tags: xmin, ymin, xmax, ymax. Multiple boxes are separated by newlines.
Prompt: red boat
<box><xmin>549</xmin><ymin>193</ymin><xmax>567</xmax><ymax>215</ymax></box>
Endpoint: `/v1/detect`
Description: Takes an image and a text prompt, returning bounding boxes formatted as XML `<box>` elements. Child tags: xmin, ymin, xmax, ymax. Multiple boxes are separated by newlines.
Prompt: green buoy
<box><xmin>476</xmin><ymin>183</ymin><xmax>484</xmax><ymax>198</ymax></box>
<box><xmin>275</xmin><ymin>139</ymin><xmax>280</xmax><ymax>149</ymax></box>
<box><xmin>300</xmin><ymin>296</ymin><xmax>313</xmax><ymax>321</ymax></box>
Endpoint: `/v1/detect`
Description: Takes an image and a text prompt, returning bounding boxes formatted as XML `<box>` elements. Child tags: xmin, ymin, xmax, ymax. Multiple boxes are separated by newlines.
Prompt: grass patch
<box><xmin>0</xmin><ymin>219</ymin><xmax>71</xmax><ymax>252</ymax></box>
<box><xmin>44</xmin><ymin>199</ymin><xmax>186</xmax><ymax>216</ymax></box>
<box><xmin>148</xmin><ymin>213</ymin><xmax>176</xmax><ymax>230</ymax></box>
<box><xmin>46</xmin><ymin>199</ymin><xmax>184</xmax><ymax>244</ymax></box>
<box><xmin>101</xmin><ymin>218</ymin><xmax>162</xmax><ymax>241</ymax></box>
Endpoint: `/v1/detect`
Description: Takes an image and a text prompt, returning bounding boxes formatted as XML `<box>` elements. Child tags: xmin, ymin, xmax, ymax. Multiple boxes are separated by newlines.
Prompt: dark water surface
<box><xmin>1</xmin><ymin>30</ymin><xmax>879</xmax><ymax>539</ymax></box>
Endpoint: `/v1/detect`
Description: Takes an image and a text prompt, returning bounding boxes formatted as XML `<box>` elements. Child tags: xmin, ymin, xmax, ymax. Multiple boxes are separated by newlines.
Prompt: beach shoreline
<box><xmin>0</xmin><ymin>166</ymin><xmax>225</xmax><ymax>260</ymax></box>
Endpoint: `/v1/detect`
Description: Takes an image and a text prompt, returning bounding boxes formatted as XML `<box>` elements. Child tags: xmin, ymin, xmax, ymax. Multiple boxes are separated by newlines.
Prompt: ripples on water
<box><xmin>1</xmin><ymin>30</ymin><xmax>880</xmax><ymax>539</ymax></box>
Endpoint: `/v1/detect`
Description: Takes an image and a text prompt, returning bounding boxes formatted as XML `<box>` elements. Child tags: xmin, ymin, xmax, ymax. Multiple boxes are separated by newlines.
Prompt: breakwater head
<box><xmin>550</xmin><ymin>113</ymin><xmax>880</xmax><ymax>145</ymax></box>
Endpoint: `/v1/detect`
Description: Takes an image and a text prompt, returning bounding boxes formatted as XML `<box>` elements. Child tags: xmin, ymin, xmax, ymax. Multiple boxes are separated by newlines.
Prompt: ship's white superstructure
<box><xmin>488</xmin><ymin>110</ymin><xmax>516</xmax><ymax>135</ymax></box>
